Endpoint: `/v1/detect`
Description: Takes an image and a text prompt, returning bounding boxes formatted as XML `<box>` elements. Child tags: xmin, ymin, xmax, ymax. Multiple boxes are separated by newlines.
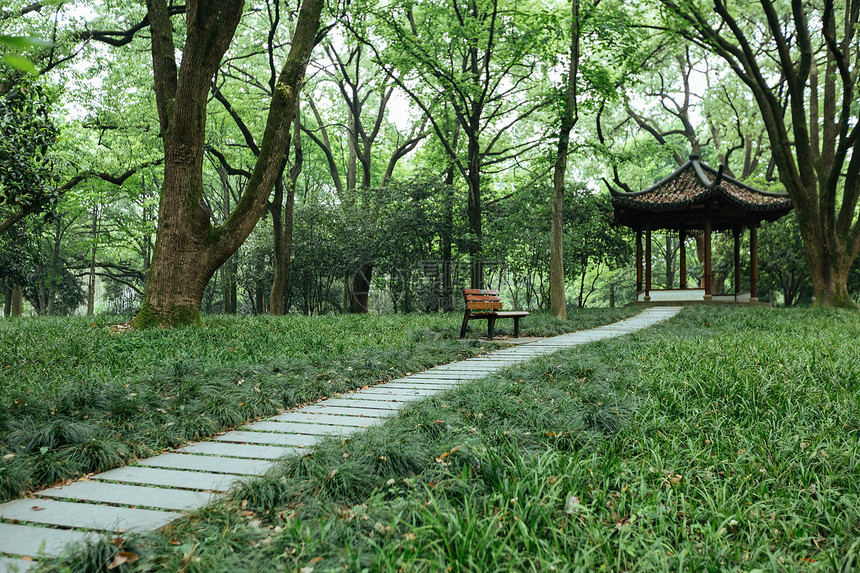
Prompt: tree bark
<box><xmin>270</xmin><ymin>114</ymin><xmax>302</xmax><ymax>315</ymax></box>
<box><xmin>11</xmin><ymin>284</ymin><xmax>23</xmax><ymax>316</ymax></box>
<box><xmin>133</xmin><ymin>0</ymin><xmax>324</xmax><ymax>327</ymax></box>
<box><xmin>550</xmin><ymin>0</ymin><xmax>580</xmax><ymax>320</ymax></box>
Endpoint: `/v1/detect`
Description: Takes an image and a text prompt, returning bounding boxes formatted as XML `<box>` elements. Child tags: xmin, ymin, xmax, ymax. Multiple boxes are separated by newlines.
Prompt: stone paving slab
<box><xmin>403</xmin><ymin>371</ymin><xmax>487</xmax><ymax>378</ymax></box>
<box><xmin>271</xmin><ymin>412</ymin><xmax>380</xmax><ymax>426</ymax></box>
<box><xmin>93</xmin><ymin>466</ymin><xmax>240</xmax><ymax>492</ymax></box>
<box><xmin>356</xmin><ymin>387</ymin><xmax>440</xmax><ymax>397</ymax></box>
<box><xmin>36</xmin><ymin>481</ymin><xmax>216</xmax><ymax>511</ymax></box>
<box><xmin>298</xmin><ymin>405</ymin><xmax>394</xmax><ymax>417</ymax></box>
<box><xmin>379</xmin><ymin>383</ymin><xmax>455</xmax><ymax>390</ymax></box>
<box><xmin>177</xmin><ymin>442</ymin><xmax>301</xmax><ymax>460</ymax></box>
<box><xmin>243</xmin><ymin>421</ymin><xmax>361</xmax><ymax>436</ymax></box>
<box><xmin>137</xmin><ymin>453</ymin><xmax>272</xmax><ymax>476</ymax></box>
<box><xmin>386</xmin><ymin>379</ymin><xmax>463</xmax><ymax>387</ymax></box>
<box><xmin>0</xmin><ymin>523</ymin><xmax>96</xmax><ymax>558</ymax></box>
<box><xmin>388</xmin><ymin>376</ymin><xmax>461</xmax><ymax>384</ymax></box>
<box><xmin>213</xmin><ymin>430</ymin><xmax>320</xmax><ymax>447</ymax></box>
<box><xmin>0</xmin><ymin>557</ymin><xmax>36</xmax><ymax>572</ymax></box>
<box><xmin>314</xmin><ymin>398</ymin><xmax>405</xmax><ymax>410</ymax></box>
<box><xmin>432</xmin><ymin>363</ymin><xmax>513</xmax><ymax>370</ymax></box>
<box><xmin>336</xmin><ymin>393</ymin><xmax>427</xmax><ymax>403</ymax></box>
<box><xmin>0</xmin><ymin>498</ymin><xmax>179</xmax><ymax>532</ymax></box>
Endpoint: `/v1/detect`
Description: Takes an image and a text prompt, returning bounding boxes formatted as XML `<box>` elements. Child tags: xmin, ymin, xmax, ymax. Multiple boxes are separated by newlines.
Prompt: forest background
<box><xmin>1</xmin><ymin>0</ymin><xmax>858</xmax><ymax>321</ymax></box>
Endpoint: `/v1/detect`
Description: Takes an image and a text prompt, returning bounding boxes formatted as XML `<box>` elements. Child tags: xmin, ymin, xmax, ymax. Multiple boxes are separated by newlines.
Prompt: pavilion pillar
<box><xmin>750</xmin><ymin>223</ymin><xmax>759</xmax><ymax>302</ymax></box>
<box><xmin>635</xmin><ymin>229</ymin><xmax>643</xmax><ymax>293</ymax></box>
<box><xmin>679</xmin><ymin>228</ymin><xmax>687</xmax><ymax>289</ymax></box>
<box><xmin>733</xmin><ymin>227</ymin><xmax>741</xmax><ymax>297</ymax></box>
<box><xmin>645</xmin><ymin>225</ymin><xmax>652</xmax><ymax>301</ymax></box>
<box><xmin>703</xmin><ymin>218</ymin><xmax>712</xmax><ymax>300</ymax></box>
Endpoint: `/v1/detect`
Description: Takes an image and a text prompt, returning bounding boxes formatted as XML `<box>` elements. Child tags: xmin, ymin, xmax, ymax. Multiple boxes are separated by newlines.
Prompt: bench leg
<box><xmin>460</xmin><ymin>311</ymin><xmax>470</xmax><ymax>338</ymax></box>
<box><xmin>513</xmin><ymin>317</ymin><xmax>520</xmax><ymax>338</ymax></box>
<box><xmin>487</xmin><ymin>316</ymin><xmax>496</xmax><ymax>340</ymax></box>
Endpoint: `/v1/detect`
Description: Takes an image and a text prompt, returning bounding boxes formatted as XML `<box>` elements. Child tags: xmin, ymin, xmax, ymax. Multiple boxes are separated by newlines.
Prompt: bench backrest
<box><xmin>463</xmin><ymin>289</ymin><xmax>503</xmax><ymax>311</ymax></box>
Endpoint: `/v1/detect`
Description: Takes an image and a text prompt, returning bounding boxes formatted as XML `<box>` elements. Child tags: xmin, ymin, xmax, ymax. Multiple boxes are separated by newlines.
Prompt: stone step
<box><xmin>0</xmin><ymin>523</ymin><xmax>96</xmax><ymax>558</ymax></box>
<box><xmin>36</xmin><ymin>480</ymin><xmax>217</xmax><ymax>511</ymax></box>
<box><xmin>270</xmin><ymin>412</ymin><xmax>380</xmax><ymax>426</ymax></box>
<box><xmin>0</xmin><ymin>498</ymin><xmax>179</xmax><ymax>533</ymax></box>
<box><xmin>314</xmin><ymin>398</ymin><xmax>404</xmax><ymax>410</ymax></box>
<box><xmin>243</xmin><ymin>421</ymin><xmax>360</xmax><ymax>436</ymax></box>
<box><xmin>92</xmin><ymin>466</ymin><xmax>240</xmax><ymax>492</ymax></box>
<box><xmin>176</xmin><ymin>441</ymin><xmax>301</xmax><ymax>460</ymax></box>
<box><xmin>137</xmin><ymin>453</ymin><xmax>273</xmax><ymax>476</ymax></box>
<box><xmin>298</xmin><ymin>405</ymin><xmax>394</xmax><ymax>417</ymax></box>
<box><xmin>213</xmin><ymin>430</ymin><xmax>320</xmax><ymax>447</ymax></box>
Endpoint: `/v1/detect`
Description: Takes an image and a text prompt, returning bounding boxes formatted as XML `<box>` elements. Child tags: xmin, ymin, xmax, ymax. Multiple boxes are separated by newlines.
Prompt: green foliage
<box><xmin>0</xmin><ymin>35</ymin><xmax>51</xmax><ymax>74</ymax></box>
<box><xmin>0</xmin><ymin>74</ymin><xmax>59</xmax><ymax>224</ymax></box>
<box><xmin>486</xmin><ymin>185</ymin><xmax>631</xmax><ymax>308</ymax></box>
<box><xmin>759</xmin><ymin>214</ymin><xmax>811</xmax><ymax>305</ymax></box>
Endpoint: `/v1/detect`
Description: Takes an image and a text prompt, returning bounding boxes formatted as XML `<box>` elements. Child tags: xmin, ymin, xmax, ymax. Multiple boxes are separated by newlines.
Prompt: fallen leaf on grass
<box><xmin>107</xmin><ymin>551</ymin><xmax>139</xmax><ymax>570</ymax></box>
<box><xmin>435</xmin><ymin>445</ymin><xmax>462</xmax><ymax>463</ymax></box>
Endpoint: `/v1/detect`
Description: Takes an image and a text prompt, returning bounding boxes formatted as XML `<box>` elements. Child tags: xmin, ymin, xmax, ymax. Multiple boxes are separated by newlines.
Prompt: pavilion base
<box><xmin>630</xmin><ymin>289</ymin><xmax>770</xmax><ymax>306</ymax></box>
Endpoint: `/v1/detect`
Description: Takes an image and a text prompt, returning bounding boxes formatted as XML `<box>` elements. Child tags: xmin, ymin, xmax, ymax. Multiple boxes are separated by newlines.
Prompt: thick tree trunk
<box><xmin>550</xmin><ymin>0</ymin><xmax>580</xmax><ymax>320</ymax></box>
<box><xmin>133</xmin><ymin>0</ymin><xmax>324</xmax><ymax>326</ymax></box>
<box><xmin>11</xmin><ymin>285</ymin><xmax>23</xmax><ymax>316</ymax></box>
<box><xmin>802</xmin><ymin>227</ymin><xmax>856</xmax><ymax>307</ymax></box>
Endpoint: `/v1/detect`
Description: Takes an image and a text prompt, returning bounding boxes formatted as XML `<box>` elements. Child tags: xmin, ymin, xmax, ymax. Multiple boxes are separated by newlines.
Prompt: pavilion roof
<box><xmin>610</xmin><ymin>155</ymin><xmax>792</xmax><ymax>231</ymax></box>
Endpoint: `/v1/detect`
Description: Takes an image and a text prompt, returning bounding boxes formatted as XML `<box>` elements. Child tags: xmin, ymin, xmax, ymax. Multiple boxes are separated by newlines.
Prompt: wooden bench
<box><xmin>460</xmin><ymin>289</ymin><xmax>529</xmax><ymax>340</ymax></box>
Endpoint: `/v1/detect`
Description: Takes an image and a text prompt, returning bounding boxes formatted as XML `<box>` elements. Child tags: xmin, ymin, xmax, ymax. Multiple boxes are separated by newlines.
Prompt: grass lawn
<box><xmin>0</xmin><ymin>307</ymin><xmax>635</xmax><ymax>502</ymax></box>
<box><xmin>38</xmin><ymin>305</ymin><xmax>860</xmax><ymax>572</ymax></box>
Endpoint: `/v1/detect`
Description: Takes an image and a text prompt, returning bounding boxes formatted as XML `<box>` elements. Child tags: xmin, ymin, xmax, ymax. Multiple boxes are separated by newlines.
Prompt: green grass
<box><xmin>0</xmin><ymin>307</ymin><xmax>634</xmax><ymax>501</ymax></box>
<box><xmin>42</xmin><ymin>306</ymin><xmax>860</xmax><ymax>572</ymax></box>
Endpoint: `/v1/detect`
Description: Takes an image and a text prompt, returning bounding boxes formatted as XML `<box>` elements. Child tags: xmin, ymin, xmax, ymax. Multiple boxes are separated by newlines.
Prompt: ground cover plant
<box><xmin>45</xmin><ymin>306</ymin><xmax>860</xmax><ymax>572</ymax></box>
<box><xmin>0</xmin><ymin>307</ymin><xmax>635</xmax><ymax>501</ymax></box>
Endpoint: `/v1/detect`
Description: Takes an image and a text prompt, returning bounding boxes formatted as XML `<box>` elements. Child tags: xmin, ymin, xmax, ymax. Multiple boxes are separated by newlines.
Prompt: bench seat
<box><xmin>460</xmin><ymin>289</ymin><xmax>529</xmax><ymax>340</ymax></box>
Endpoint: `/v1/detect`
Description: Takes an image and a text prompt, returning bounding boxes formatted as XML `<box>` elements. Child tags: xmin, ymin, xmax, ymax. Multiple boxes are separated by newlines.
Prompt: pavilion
<box><xmin>610</xmin><ymin>154</ymin><xmax>793</xmax><ymax>304</ymax></box>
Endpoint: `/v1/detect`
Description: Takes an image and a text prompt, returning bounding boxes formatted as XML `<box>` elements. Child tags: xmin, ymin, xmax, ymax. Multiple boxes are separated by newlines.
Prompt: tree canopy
<box><xmin>1</xmin><ymin>0</ymin><xmax>857</xmax><ymax>320</ymax></box>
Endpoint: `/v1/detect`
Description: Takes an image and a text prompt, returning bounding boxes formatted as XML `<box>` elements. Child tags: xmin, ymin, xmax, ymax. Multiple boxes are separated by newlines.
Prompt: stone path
<box><xmin>0</xmin><ymin>307</ymin><xmax>680</xmax><ymax>572</ymax></box>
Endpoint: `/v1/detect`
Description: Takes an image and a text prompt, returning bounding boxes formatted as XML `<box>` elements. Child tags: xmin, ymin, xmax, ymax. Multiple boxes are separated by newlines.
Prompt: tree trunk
<box><xmin>133</xmin><ymin>0</ymin><xmax>324</xmax><ymax>327</ymax></box>
<box><xmin>440</xmin><ymin>175</ymin><xmax>455</xmax><ymax>312</ymax></box>
<box><xmin>664</xmin><ymin>234</ymin><xmax>675</xmax><ymax>288</ymax></box>
<box><xmin>466</xmin><ymin>132</ymin><xmax>483</xmax><ymax>289</ymax></box>
<box><xmin>803</xmin><ymin>230</ymin><xmax>856</xmax><ymax>307</ymax></box>
<box><xmin>11</xmin><ymin>284</ymin><xmax>23</xmax><ymax>316</ymax></box>
<box><xmin>87</xmin><ymin>207</ymin><xmax>100</xmax><ymax>316</ymax></box>
<box><xmin>3</xmin><ymin>287</ymin><xmax>10</xmax><ymax>317</ymax></box>
<box><xmin>550</xmin><ymin>0</ymin><xmax>580</xmax><ymax>320</ymax></box>
<box><xmin>270</xmin><ymin>114</ymin><xmax>302</xmax><ymax>315</ymax></box>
